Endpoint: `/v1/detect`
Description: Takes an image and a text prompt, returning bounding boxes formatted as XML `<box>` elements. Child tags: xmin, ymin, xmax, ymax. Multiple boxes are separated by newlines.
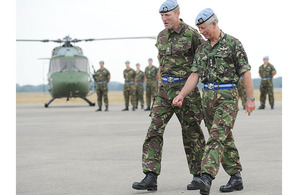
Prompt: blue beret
<box><xmin>99</xmin><ymin>60</ymin><xmax>104</xmax><ymax>63</ymax></box>
<box><xmin>148</xmin><ymin>58</ymin><xmax>153</xmax><ymax>61</ymax></box>
<box><xmin>263</xmin><ymin>56</ymin><xmax>269</xmax><ymax>60</ymax></box>
<box><xmin>159</xmin><ymin>0</ymin><xmax>178</xmax><ymax>13</ymax></box>
<box><xmin>125</xmin><ymin>60</ymin><xmax>130</xmax><ymax>64</ymax></box>
<box><xmin>195</xmin><ymin>8</ymin><xmax>214</xmax><ymax>25</ymax></box>
<box><xmin>136</xmin><ymin>63</ymin><xmax>140</xmax><ymax>66</ymax></box>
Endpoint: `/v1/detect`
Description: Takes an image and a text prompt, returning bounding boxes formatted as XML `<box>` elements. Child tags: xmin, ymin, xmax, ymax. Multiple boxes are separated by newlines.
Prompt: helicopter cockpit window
<box><xmin>71</xmin><ymin>58</ymin><xmax>88</xmax><ymax>72</ymax></box>
<box><xmin>50</xmin><ymin>58</ymin><xmax>68</xmax><ymax>73</ymax></box>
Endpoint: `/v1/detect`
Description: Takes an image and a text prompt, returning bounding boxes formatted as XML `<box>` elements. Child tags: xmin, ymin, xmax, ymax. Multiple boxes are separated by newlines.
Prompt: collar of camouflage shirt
<box><xmin>168</xmin><ymin>19</ymin><xmax>184</xmax><ymax>35</ymax></box>
<box><xmin>206</xmin><ymin>30</ymin><xmax>226</xmax><ymax>48</ymax></box>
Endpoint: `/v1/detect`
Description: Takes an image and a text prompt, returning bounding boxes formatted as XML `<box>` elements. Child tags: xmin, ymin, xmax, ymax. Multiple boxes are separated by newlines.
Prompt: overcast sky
<box><xmin>16</xmin><ymin>0</ymin><xmax>294</xmax><ymax>85</ymax></box>
<box><xmin>5</xmin><ymin>1</ymin><xmax>300</xmax><ymax>193</ymax></box>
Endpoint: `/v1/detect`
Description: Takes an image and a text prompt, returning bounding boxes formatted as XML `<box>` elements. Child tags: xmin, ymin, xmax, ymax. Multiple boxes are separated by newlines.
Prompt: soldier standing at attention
<box><xmin>132</xmin><ymin>0</ymin><xmax>205</xmax><ymax>191</ymax></box>
<box><xmin>237</xmin><ymin>77</ymin><xmax>247</xmax><ymax>110</ymax></box>
<box><xmin>135</xmin><ymin>63</ymin><xmax>145</xmax><ymax>109</ymax></box>
<box><xmin>93</xmin><ymin>60</ymin><xmax>110</xmax><ymax>112</ymax></box>
<box><xmin>144</xmin><ymin>58</ymin><xmax>158</xmax><ymax>111</ymax></box>
<box><xmin>258</xmin><ymin>56</ymin><xmax>277</xmax><ymax>109</ymax></box>
<box><xmin>173</xmin><ymin>8</ymin><xmax>255</xmax><ymax>195</ymax></box>
<box><xmin>122</xmin><ymin>61</ymin><xmax>137</xmax><ymax>111</ymax></box>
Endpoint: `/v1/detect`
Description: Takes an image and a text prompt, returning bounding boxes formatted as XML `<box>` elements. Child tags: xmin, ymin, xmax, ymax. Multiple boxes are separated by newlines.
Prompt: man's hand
<box><xmin>173</xmin><ymin>94</ymin><xmax>184</xmax><ymax>107</ymax></box>
<box><xmin>246</xmin><ymin>100</ymin><xmax>255</xmax><ymax>116</ymax></box>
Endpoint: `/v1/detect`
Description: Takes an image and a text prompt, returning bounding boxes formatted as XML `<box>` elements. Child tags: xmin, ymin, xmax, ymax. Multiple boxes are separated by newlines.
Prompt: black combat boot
<box><xmin>122</xmin><ymin>107</ymin><xmax>129</xmax><ymax>111</ymax></box>
<box><xmin>144</xmin><ymin>106</ymin><xmax>151</xmax><ymax>111</ymax></box>
<box><xmin>219</xmin><ymin>172</ymin><xmax>243</xmax><ymax>192</ymax></box>
<box><xmin>132</xmin><ymin>172</ymin><xmax>158</xmax><ymax>191</ymax></box>
<box><xmin>132</xmin><ymin>107</ymin><xmax>136</xmax><ymax>111</ymax></box>
<box><xmin>105</xmin><ymin>106</ymin><xmax>108</xmax><ymax>111</ymax></box>
<box><xmin>192</xmin><ymin>173</ymin><xmax>213</xmax><ymax>195</ymax></box>
<box><xmin>187</xmin><ymin>175</ymin><xmax>201</xmax><ymax>190</ymax></box>
<box><xmin>95</xmin><ymin>107</ymin><xmax>102</xmax><ymax>112</ymax></box>
<box><xmin>271</xmin><ymin>105</ymin><xmax>274</xmax><ymax>109</ymax></box>
<box><xmin>141</xmin><ymin>105</ymin><xmax>144</xmax><ymax>109</ymax></box>
<box><xmin>258</xmin><ymin>105</ymin><xmax>265</xmax><ymax>109</ymax></box>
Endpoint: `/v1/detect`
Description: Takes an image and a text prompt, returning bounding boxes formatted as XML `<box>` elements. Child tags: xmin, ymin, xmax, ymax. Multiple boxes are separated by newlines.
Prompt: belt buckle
<box><xmin>167</xmin><ymin>77</ymin><xmax>174</xmax><ymax>83</ymax></box>
<box><xmin>208</xmin><ymin>83</ymin><xmax>214</xmax><ymax>90</ymax></box>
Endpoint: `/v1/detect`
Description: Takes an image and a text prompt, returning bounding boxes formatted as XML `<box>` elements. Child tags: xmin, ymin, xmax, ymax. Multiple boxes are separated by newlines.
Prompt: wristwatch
<box><xmin>246</xmin><ymin>97</ymin><xmax>255</xmax><ymax>101</ymax></box>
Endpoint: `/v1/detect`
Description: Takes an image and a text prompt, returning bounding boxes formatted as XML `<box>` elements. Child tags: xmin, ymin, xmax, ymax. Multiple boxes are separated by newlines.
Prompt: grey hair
<box><xmin>206</xmin><ymin>14</ymin><xmax>218</xmax><ymax>25</ymax></box>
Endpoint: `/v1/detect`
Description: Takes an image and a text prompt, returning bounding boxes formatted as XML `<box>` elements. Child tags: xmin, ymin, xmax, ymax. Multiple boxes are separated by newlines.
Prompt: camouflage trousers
<box><xmin>136</xmin><ymin>84</ymin><xmax>144</xmax><ymax>107</ymax></box>
<box><xmin>201</xmin><ymin>88</ymin><xmax>242</xmax><ymax>178</ymax></box>
<box><xmin>142</xmin><ymin>82</ymin><xmax>205</xmax><ymax>176</ymax></box>
<box><xmin>96</xmin><ymin>84</ymin><xmax>108</xmax><ymax>107</ymax></box>
<box><xmin>260</xmin><ymin>81</ymin><xmax>274</xmax><ymax>107</ymax></box>
<box><xmin>237</xmin><ymin>80</ymin><xmax>247</xmax><ymax>107</ymax></box>
<box><xmin>123</xmin><ymin>84</ymin><xmax>136</xmax><ymax>108</ymax></box>
<box><xmin>145</xmin><ymin>81</ymin><xmax>157</xmax><ymax>108</ymax></box>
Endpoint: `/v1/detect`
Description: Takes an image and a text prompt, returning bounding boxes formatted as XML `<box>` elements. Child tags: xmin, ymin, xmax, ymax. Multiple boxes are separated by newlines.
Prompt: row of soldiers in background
<box><xmin>237</xmin><ymin>56</ymin><xmax>277</xmax><ymax>110</ymax></box>
<box><xmin>94</xmin><ymin>56</ymin><xmax>277</xmax><ymax>112</ymax></box>
<box><xmin>93</xmin><ymin>58</ymin><xmax>159</xmax><ymax>112</ymax></box>
<box><xmin>122</xmin><ymin>58</ymin><xmax>159</xmax><ymax>111</ymax></box>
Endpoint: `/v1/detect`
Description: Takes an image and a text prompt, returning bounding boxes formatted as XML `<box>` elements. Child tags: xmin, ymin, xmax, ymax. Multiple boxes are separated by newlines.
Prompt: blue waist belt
<box><xmin>162</xmin><ymin>76</ymin><xmax>187</xmax><ymax>83</ymax></box>
<box><xmin>261</xmin><ymin>77</ymin><xmax>271</xmax><ymax>80</ymax></box>
<box><xmin>125</xmin><ymin>81</ymin><xmax>134</xmax><ymax>85</ymax></box>
<box><xmin>136</xmin><ymin>82</ymin><xmax>143</xmax><ymax>85</ymax></box>
<box><xmin>204</xmin><ymin>83</ymin><xmax>236</xmax><ymax>90</ymax></box>
<box><xmin>97</xmin><ymin>81</ymin><xmax>107</xmax><ymax>84</ymax></box>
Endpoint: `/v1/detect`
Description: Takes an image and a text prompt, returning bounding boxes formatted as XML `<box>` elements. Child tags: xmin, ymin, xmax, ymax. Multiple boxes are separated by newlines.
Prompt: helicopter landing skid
<box><xmin>44</xmin><ymin>97</ymin><xmax>95</xmax><ymax>108</ymax></box>
<box><xmin>81</xmin><ymin>97</ymin><xmax>96</xmax><ymax>106</ymax></box>
<box><xmin>45</xmin><ymin>98</ymin><xmax>56</xmax><ymax>108</ymax></box>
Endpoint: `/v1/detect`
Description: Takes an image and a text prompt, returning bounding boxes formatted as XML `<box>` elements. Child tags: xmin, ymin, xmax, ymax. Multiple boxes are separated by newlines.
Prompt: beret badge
<box><xmin>198</xmin><ymin>18</ymin><xmax>204</xmax><ymax>24</ymax></box>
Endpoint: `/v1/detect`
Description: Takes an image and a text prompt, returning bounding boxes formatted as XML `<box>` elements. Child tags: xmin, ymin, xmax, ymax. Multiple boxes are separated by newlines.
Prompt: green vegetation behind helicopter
<box><xmin>16</xmin><ymin>35</ymin><xmax>156</xmax><ymax>108</ymax></box>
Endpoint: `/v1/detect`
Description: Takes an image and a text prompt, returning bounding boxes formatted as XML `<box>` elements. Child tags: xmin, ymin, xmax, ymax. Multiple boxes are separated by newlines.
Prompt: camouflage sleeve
<box><xmin>107</xmin><ymin>69</ymin><xmax>111</xmax><ymax>79</ymax></box>
<box><xmin>234</xmin><ymin>39</ymin><xmax>251</xmax><ymax>76</ymax></box>
<box><xmin>271</xmin><ymin>64</ymin><xmax>276</xmax><ymax>74</ymax></box>
<box><xmin>191</xmin><ymin>46</ymin><xmax>202</xmax><ymax>74</ymax></box>
<box><xmin>191</xmin><ymin>31</ymin><xmax>203</xmax><ymax>54</ymax></box>
<box><xmin>142</xmin><ymin>72</ymin><xmax>145</xmax><ymax>82</ymax></box>
<box><xmin>155</xmin><ymin>67</ymin><xmax>159</xmax><ymax>76</ymax></box>
<box><xmin>133</xmin><ymin>69</ymin><xmax>136</xmax><ymax>79</ymax></box>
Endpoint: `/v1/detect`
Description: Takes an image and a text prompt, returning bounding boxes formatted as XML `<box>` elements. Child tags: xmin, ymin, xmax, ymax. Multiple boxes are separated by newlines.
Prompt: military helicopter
<box><xmin>16</xmin><ymin>35</ymin><xmax>156</xmax><ymax>107</ymax></box>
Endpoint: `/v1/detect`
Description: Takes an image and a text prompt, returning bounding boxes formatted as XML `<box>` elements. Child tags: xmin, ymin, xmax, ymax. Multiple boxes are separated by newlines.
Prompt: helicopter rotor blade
<box><xmin>83</xmin><ymin>36</ymin><xmax>156</xmax><ymax>42</ymax></box>
<box><xmin>16</xmin><ymin>39</ymin><xmax>51</xmax><ymax>42</ymax></box>
<box><xmin>16</xmin><ymin>36</ymin><xmax>156</xmax><ymax>43</ymax></box>
<box><xmin>16</xmin><ymin>39</ymin><xmax>64</xmax><ymax>43</ymax></box>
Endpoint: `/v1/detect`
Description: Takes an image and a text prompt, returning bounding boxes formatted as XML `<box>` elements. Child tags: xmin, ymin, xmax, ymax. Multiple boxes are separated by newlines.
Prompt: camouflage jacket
<box><xmin>156</xmin><ymin>19</ymin><xmax>203</xmax><ymax>78</ymax></box>
<box><xmin>191</xmin><ymin>31</ymin><xmax>251</xmax><ymax>84</ymax></box>
<box><xmin>123</xmin><ymin>68</ymin><xmax>136</xmax><ymax>83</ymax></box>
<box><xmin>259</xmin><ymin>63</ymin><xmax>276</xmax><ymax>78</ymax></box>
<box><xmin>145</xmin><ymin>65</ymin><xmax>158</xmax><ymax>81</ymax></box>
<box><xmin>94</xmin><ymin>67</ymin><xmax>110</xmax><ymax>82</ymax></box>
<box><xmin>136</xmin><ymin>70</ymin><xmax>145</xmax><ymax>83</ymax></box>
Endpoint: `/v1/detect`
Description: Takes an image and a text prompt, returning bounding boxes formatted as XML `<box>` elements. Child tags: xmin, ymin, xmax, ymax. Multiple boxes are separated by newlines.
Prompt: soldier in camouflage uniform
<box><xmin>93</xmin><ymin>60</ymin><xmax>110</xmax><ymax>111</ymax></box>
<box><xmin>135</xmin><ymin>63</ymin><xmax>145</xmax><ymax>109</ymax></box>
<box><xmin>258</xmin><ymin>56</ymin><xmax>277</xmax><ymax>109</ymax></box>
<box><xmin>122</xmin><ymin>61</ymin><xmax>137</xmax><ymax>111</ymax></box>
<box><xmin>144</xmin><ymin>58</ymin><xmax>158</xmax><ymax>111</ymax></box>
<box><xmin>173</xmin><ymin>8</ymin><xmax>255</xmax><ymax>195</ymax></box>
<box><xmin>237</xmin><ymin>77</ymin><xmax>247</xmax><ymax>110</ymax></box>
<box><xmin>132</xmin><ymin>0</ymin><xmax>205</xmax><ymax>191</ymax></box>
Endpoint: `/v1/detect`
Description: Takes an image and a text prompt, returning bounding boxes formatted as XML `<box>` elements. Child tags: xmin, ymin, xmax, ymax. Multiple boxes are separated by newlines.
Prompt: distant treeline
<box><xmin>16</xmin><ymin>77</ymin><xmax>282</xmax><ymax>93</ymax></box>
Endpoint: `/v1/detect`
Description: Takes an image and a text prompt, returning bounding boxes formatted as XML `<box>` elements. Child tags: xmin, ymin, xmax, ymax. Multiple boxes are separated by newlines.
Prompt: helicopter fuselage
<box><xmin>48</xmin><ymin>46</ymin><xmax>91</xmax><ymax>99</ymax></box>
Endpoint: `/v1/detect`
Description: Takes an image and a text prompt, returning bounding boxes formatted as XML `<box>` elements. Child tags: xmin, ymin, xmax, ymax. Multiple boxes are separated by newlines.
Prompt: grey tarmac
<box><xmin>17</xmin><ymin>101</ymin><xmax>281</xmax><ymax>195</ymax></box>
